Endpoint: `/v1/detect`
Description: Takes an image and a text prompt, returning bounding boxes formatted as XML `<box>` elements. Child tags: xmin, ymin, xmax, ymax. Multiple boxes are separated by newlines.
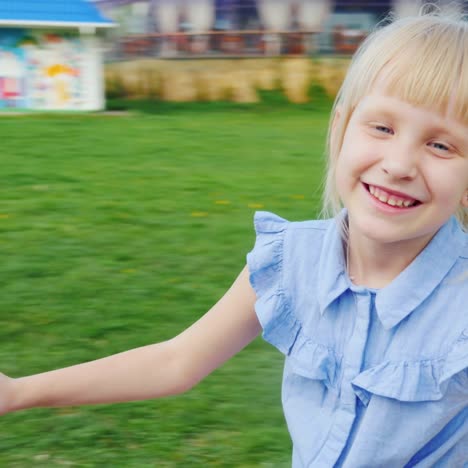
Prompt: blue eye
<box><xmin>431</xmin><ymin>142</ymin><xmax>449</xmax><ymax>151</ymax></box>
<box><xmin>375</xmin><ymin>125</ymin><xmax>393</xmax><ymax>134</ymax></box>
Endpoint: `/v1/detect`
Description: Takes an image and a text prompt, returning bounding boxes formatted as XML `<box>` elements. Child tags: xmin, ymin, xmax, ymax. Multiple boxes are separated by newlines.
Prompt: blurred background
<box><xmin>1</xmin><ymin>0</ymin><xmax>467</xmax><ymax>110</ymax></box>
<box><xmin>97</xmin><ymin>0</ymin><xmax>463</xmax><ymax>58</ymax></box>
<box><xmin>0</xmin><ymin>1</ymin><xmax>467</xmax><ymax>466</ymax></box>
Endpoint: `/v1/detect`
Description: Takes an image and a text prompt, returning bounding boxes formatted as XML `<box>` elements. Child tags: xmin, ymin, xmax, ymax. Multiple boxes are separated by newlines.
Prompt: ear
<box><xmin>332</xmin><ymin>106</ymin><xmax>341</xmax><ymax>132</ymax></box>
<box><xmin>461</xmin><ymin>189</ymin><xmax>468</xmax><ymax>209</ymax></box>
<box><xmin>329</xmin><ymin>107</ymin><xmax>341</xmax><ymax>149</ymax></box>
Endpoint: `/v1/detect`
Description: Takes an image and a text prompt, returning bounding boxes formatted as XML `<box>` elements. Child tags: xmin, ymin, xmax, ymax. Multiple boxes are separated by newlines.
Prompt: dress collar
<box><xmin>375</xmin><ymin>216</ymin><xmax>466</xmax><ymax>329</ymax></box>
<box><xmin>317</xmin><ymin>212</ymin><xmax>466</xmax><ymax>330</ymax></box>
<box><xmin>316</xmin><ymin>211</ymin><xmax>350</xmax><ymax>315</ymax></box>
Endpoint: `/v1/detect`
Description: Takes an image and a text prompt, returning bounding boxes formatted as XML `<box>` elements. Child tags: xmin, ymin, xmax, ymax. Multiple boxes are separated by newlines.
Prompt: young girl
<box><xmin>1</xmin><ymin>11</ymin><xmax>467</xmax><ymax>467</ymax></box>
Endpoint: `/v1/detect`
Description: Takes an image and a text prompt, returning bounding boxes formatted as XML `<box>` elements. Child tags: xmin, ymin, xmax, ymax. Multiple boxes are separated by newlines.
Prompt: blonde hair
<box><xmin>323</xmin><ymin>10</ymin><xmax>468</xmax><ymax>230</ymax></box>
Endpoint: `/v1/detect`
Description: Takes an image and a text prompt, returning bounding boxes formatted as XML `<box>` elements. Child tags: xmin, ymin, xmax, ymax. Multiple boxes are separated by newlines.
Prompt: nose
<box><xmin>380</xmin><ymin>138</ymin><xmax>419</xmax><ymax>180</ymax></box>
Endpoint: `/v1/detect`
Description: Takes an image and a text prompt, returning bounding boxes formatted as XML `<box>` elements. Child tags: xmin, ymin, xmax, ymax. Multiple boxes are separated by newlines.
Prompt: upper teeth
<box><xmin>368</xmin><ymin>185</ymin><xmax>415</xmax><ymax>207</ymax></box>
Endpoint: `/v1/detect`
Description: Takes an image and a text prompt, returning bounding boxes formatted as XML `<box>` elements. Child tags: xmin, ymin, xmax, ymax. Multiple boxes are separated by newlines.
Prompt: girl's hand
<box><xmin>0</xmin><ymin>372</ymin><xmax>14</xmax><ymax>415</ymax></box>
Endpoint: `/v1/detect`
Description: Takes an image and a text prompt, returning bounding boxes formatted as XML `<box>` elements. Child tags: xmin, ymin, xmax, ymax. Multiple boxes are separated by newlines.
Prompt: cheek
<box><xmin>334</xmin><ymin>127</ymin><xmax>377</xmax><ymax>196</ymax></box>
<box><xmin>335</xmin><ymin>150</ymin><xmax>357</xmax><ymax>202</ymax></box>
<box><xmin>423</xmin><ymin>161</ymin><xmax>468</xmax><ymax>204</ymax></box>
<box><xmin>340</xmin><ymin>129</ymin><xmax>376</xmax><ymax>167</ymax></box>
<box><xmin>335</xmin><ymin>144</ymin><xmax>370</xmax><ymax>185</ymax></box>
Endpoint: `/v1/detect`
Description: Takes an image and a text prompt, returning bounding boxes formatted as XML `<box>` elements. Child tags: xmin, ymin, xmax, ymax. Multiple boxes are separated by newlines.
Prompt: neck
<box><xmin>346</xmin><ymin>227</ymin><xmax>435</xmax><ymax>289</ymax></box>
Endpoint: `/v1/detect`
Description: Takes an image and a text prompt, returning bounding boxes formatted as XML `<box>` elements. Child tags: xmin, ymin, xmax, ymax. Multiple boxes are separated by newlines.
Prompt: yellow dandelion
<box><xmin>0</xmin><ymin>214</ymin><xmax>10</xmax><ymax>219</ymax></box>
<box><xmin>247</xmin><ymin>203</ymin><xmax>264</xmax><ymax>209</ymax></box>
<box><xmin>215</xmin><ymin>200</ymin><xmax>231</xmax><ymax>205</ymax></box>
<box><xmin>121</xmin><ymin>268</ymin><xmax>136</xmax><ymax>274</ymax></box>
<box><xmin>290</xmin><ymin>194</ymin><xmax>305</xmax><ymax>200</ymax></box>
<box><xmin>166</xmin><ymin>277</ymin><xmax>181</xmax><ymax>284</ymax></box>
<box><xmin>191</xmin><ymin>211</ymin><xmax>208</xmax><ymax>217</ymax></box>
<box><xmin>32</xmin><ymin>185</ymin><xmax>49</xmax><ymax>191</ymax></box>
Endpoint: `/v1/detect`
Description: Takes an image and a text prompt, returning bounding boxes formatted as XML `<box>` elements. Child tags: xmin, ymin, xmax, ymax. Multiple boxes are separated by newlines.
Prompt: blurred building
<box><xmin>0</xmin><ymin>0</ymin><xmax>114</xmax><ymax>110</ymax></box>
<box><xmin>93</xmin><ymin>0</ymin><xmax>466</xmax><ymax>59</ymax></box>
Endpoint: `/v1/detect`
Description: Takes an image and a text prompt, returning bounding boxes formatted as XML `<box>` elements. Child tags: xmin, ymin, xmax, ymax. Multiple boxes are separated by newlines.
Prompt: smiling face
<box><xmin>323</xmin><ymin>14</ymin><xmax>468</xmax><ymax>233</ymax></box>
<box><xmin>334</xmin><ymin>92</ymin><xmax>468</xmax><ymax>249</ymax></box>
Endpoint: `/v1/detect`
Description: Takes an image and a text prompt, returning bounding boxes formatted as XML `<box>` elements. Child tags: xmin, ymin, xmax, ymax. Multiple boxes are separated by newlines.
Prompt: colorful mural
<box><xmin>0</xmin><ymin>29</ymin><xmax>86</xmax><ymax>110</ymax></box>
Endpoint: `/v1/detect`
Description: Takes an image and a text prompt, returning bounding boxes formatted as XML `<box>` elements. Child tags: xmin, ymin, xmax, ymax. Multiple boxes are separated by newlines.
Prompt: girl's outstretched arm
<box><xmin>1</xmin><ymin>266</ymin><xmax>260</xmax><ymax>415</ymax></box>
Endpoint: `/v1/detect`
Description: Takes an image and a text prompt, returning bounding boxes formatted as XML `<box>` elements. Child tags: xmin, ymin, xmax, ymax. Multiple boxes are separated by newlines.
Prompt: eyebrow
<box><xmin>358</xmin><ymin>104</ymin><xmax>397</xmax><ymax>121</ymax></box>
<box><xmin>360</xmin><ymin>109</ymin><xmax>394</xmax><ymax>121</ymax></box>
<box><xmin>357</xmin><ymin>101</ymin><xmax>397</xmax><ymax>119</ymax></box>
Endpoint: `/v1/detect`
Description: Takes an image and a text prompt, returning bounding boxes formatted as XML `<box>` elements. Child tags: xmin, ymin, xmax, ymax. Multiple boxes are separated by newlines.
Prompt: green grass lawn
<box><xmin>0</xmin><ymin>98</ymin><xmax>331</xmax><ymax>467</ymax></box>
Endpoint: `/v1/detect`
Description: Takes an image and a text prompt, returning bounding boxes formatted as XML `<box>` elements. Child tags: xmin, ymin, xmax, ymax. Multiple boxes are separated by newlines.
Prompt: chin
<box><xmin>352</xmin><ymin>212</ymin><xmax>446</xmax><ymax>248</ymax></box>
<box><xmin>350</xmin><ymin>214</ymin><xmax>419</xmax><ymax>245</ymax></box>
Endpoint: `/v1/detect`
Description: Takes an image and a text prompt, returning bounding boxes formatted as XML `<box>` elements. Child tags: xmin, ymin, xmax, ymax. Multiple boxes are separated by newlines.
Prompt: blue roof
<box><xmin>0</xmin><ymin>0</ymin><xmax>114</xmax><ymax>28</ymax></box>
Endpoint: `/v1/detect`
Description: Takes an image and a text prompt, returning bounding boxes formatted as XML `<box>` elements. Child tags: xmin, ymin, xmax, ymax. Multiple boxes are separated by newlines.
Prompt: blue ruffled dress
<box><xmin>247</xmin><ymin>212</ymin><xmax>468</xmax><ymax>467</ymax></box>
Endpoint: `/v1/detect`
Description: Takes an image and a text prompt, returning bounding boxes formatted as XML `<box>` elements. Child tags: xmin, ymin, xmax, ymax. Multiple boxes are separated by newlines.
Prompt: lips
<box><xmin>364</xmin><ymin>183</ymin><xmax>421</xmax><ymax>208</ymax></box>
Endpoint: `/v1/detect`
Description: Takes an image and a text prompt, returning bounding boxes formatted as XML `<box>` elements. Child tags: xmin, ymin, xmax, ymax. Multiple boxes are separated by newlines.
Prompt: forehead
<box><xmin>377</xmin><ymin>59</ymin><xmax>466</xmax><ymax>126</ymax></box>
<box><xmin>341</xmin><ymin>17</ymin><xmax>468</xmax><ymax>129</ymax></box>
<box><xmin>356</xmin><ymin>92</ymin><xmax>442</xmax><ymax>120</ymax></box>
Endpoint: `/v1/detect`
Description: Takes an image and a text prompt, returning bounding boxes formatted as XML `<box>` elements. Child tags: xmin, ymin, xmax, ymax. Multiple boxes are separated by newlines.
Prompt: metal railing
<box><xmin>111</xmin><ymin>29</ymin><xmax>324</xmax><ymax>59</ymax></box>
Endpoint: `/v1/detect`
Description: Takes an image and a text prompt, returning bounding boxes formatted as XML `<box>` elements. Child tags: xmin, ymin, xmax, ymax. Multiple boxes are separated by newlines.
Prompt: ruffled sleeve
<box><xmin>351</xmin><ymin>329</ymin><xmax>468</xmax><ymax>404</ymax></box>
<box><xmin>247</xmin><ymin>211</ymin><xmax>301</xmax><ymax>355</ymax></box>
<box><xmin>247</xmin><ymin>212</ymin><xmax>341</xmax><ymax>390</ymax></box>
